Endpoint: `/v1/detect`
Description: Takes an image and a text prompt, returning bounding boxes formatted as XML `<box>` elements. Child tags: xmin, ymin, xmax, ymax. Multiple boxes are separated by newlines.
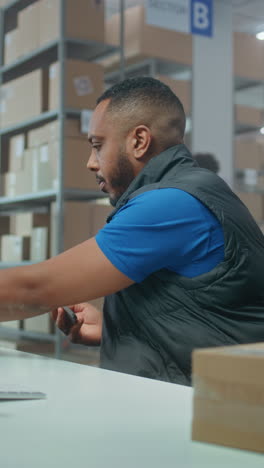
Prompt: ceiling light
<box><xmin>260</xmin><ymin>127</ymin><xmax>264</xmax><ymax>135</ymax></box>
<box><xmin>256</xmin><ymin>31</ymin><xmax>264</xmax><ymax>40</ymax></box>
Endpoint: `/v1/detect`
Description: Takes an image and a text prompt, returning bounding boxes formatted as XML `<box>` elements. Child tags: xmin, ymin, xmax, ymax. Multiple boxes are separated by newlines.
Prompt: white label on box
<box><xmin>40</xmin><ymin>145</ymin><xmax>49</xmax><ymax>163</ymax></box>
<box><xmin>244</xmin><ymin>169</ymin><xmax>258</xmax><ymax>186</ymax></box>
<box><xmin>81</xmin><ymin>109</ymin><xmax>93</xmax><ymax>134</ymax></box>
<box><xmin>15</xmin><ymin>137</ymin><xmax>25</xmax><ymax>158</ymax></box>
<box><xmin>49</xmin><ymin>64</ymin><xmax>58</xmax><ymax>79</ymax></box>
<box><xmin>73</xmin><ymin>76</ymin><xmax>93</xmax><ymax>96</ymax></box>
<box><xmin>53</xmin><ymin>179</ymin><xmax>58</xmax><ymax>190</ymax></box>
<box><xmin>32</xmin><ymin>150</ymin><xmax>38</xmax><ymax>192</ymax></box>
<box><xmin>14</xmin><ymin>238</ymin><xmax>21</xmax><ymax>254</ymax></box>
<box><xmin>9</xmin><ymin>173</ymin><xmax>17</xmax><ymax>184</ymax></box>
<box><xmin>146</xmin><ymin>0</ymin><xmax>190</xmax><ymax>33</ymax></box>
<box><xmin>0</xmin><ymin>86</ymin><xmax>14</xmax><ymax>100</ymax></box>
<box><xmin>0</xmin><ymin>101</ymin><xmax>6</xmax><ymax>114</ymax></box>
<box><xmin>4</xmin><ymin>33</ymin><xmax>12</xmax><ymax>46</ymax></box>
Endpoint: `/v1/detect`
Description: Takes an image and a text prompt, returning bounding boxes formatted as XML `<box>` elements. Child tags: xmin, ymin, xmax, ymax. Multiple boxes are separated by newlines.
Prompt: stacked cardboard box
<box><xmin>3</xmin><ymin>0</ymin><xmax>105</xmax><ymax>65</ymax></box>
<box><xmin>0</xmin><ymin>212</ymin><xmax>49</xmax><ymax>263</ymax></box>
<box><xmin>0</xmin><ymin>58</ymin><xmax>103</xmax><ymax>129</ymax></box>
<box><xmin>192</xmin><ymin>343</ymin><xmax>264</xmax><ymax>453</ymax></box>
<box><xmin>0</xmin><ymin>69</ymin><xmax>48</xmax><ymax>128</ymax></box>
<box><xmin>0</xmin><ymin>236</ymin><xmax>30</xmax><ymax>263</ymax></box>
<box><xmin>236</xmin><ymin>191</ymin><xmax>264</xmax><ymax>223</ymax></box>
<box><xmin>235</xmin><ymin>139</ymin><xmax>264</xmax><ymax>171</ymax></box>
<box><xmin>104</xmin><ymin>5</ymin><xmax>192</xmax><ymax>70</ymax></box>
<box><xmin>234</xmin><ymin>32</ymin><xmax>264</xmax><ymax>82</ymax></box>
<box><xmin>48</xmin><ymin>59</ymin><xmax>103</xmax><ymax>111</ymax></box>
<box><xmin>2</xmin><ymin>118</ymin><xmax>101</xmax><ymax>197</ymax></box>
<box><xmin>0</xmin><ymin>0</ymin><xmax>10</xmax><ymax>7</ymax></box>
<box><xmin>27</xmin><ymin>119</ymin><xmax>99</xmax><ymax>192</ymax></box>
<box><xmin>235</xmin><ymin>105</ymin><xmax>264</xmax><ymax>129</ymax></box>
<box><xmin>50</xmin><ymin>201</ymin><xmax>112</xmax><ymax>257</ymax></box>
<box><xmin>4</xmin><ymin>29</ymin><xmax>20</xmax><ymax>65</ymax></box>
<box><xmin>40</xmin><ymin>0</ymin><xmax>105</xmax><ymax>46</ymax></box>
<box><xmin>235</xmin><ymin>137</ymin><xmax>264</xmax><ymax>188</ymax></box>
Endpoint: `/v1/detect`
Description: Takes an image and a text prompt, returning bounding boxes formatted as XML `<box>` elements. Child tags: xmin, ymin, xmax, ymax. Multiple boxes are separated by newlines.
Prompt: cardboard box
<box><xmin>24</xmin><ymin>314</ymin><xmax>51</xmax><ymax>334</ymax></box>
<box><xmin>192</xmin><ymin>342</ymin><xmax>264</xmax><ymax>453</ymax></box>
<box><xmin>234</xmin><ymin>139</ymin><xmax>264</xmax><ymax>170</ymax></box>
<box><xmin>0</xmin><ymin>235</ymin><xmax>30</xmax><ymax>262</ymax></box>
<box><xmin>50</xmin><ymin>201</ymin><xmax>93</xmax><ymax>256</ymax></box>
<box><xmin>10</xmin><ymin>212</ymin><xmax>49</xmax><ymax>237</ymax></box>
<box><xmin>234</xmin><ymin>32</ymin><xmax>264</xmax><ymax>81</ymax></box>
<box><xmin>4</xmin><ymin>29</ymin><xmax>20</xmax><ymax>65</ymax></box>
<box><xmin>0</xmin><ymin>0</ymin><xmax>10</xmax><ymax>7</ymax></box>
<box><xmin>3</xmin><ymin>172</ymin><xmax>18</xmax><ymax>198</ymax></box>
<box><xmin>236</xmin><ymin>191</ymin><xmax>264</xmax><ymax>223</ymax></box>
<box><xmin>18</xmin><ymin>2</ymin><xmax>40</xmax><ymax>57</ymax></box>
<box><xmin>235</xmin><ymin>105</ymin><xmax>264</xmax><ymax>128</ymax></box>
<box><xmin>27</xmin><ymin>119</ymin><xmax>86</xmax><ymax>148</ymax></box>
<box><xmin>0</xmin><ymin>216</ymin><xmax>10</xmax><ymax>235</ymax></box>
<box><xmin>90</xmin><ymin>203</ymin><xmax>112</xmax><ymax>236</ymax></box>
<box><xmin>49</xmin><ymin>138</ymin><xmax>98</xmax><ymax>190</ymax></box>
<box><xmin>0</xmin><ymin>69</ymin><xmax>48</xmax><ymax>128</ymax></box>
<box><xmin>48</xmin><ymin>60</ymin><xmax>103</xmax><ymax>111</ymax></box>
<box><xmin>32</xmin><ymin>144</ymin><xmax>55</xmax><ymax>192</ymax></box>
<box><xmin>30</xmin><ymin>227</ymin><xmax>49</xmax><ymax>262</ymax></box>
<box><xmin>50</xmin><ymin>201</ymin><xmax>111</xmax><ymax>256</ymax></box>
<box><xmin>8</xmin><ymin>133</ymin><xmax>26</xmax><ymax>172</ymax></box>
<box><xmin>157</xmin><ymin>75</ymin><xmax>191</xmax><ymax>115</ymax></box>
<box><xmin>3</xmin><ymin>148</ymin><xmax>34</xmax><ymax>197</ymax></box>
<box><xmin>39</xmin><ymin>0</ymin><xmax>104</xmax><ymax>47</ymax></box>
<box><xmin>105</xmin><ymin>6</ymin><xmax>192</xmax><ymax>69</ymax></box>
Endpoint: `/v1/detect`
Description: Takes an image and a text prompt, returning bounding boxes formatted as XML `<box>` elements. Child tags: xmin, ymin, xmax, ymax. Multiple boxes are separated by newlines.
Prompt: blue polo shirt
<box><xmin>95</xmin><ymin>188</ymin><xmax>224</xmax><ymax>282</ymax></box>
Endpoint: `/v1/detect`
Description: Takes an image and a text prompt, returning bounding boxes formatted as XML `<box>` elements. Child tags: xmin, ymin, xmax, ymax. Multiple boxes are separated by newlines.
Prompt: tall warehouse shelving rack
<box><xmin>0</xmin><ymin>0</ymin><xmax>123</xmax><ymax>358</ymax></box>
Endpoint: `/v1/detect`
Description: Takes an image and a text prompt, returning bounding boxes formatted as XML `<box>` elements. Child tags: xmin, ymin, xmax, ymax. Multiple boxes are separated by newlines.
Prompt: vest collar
<box><xmin>107</xmin><ymin>144</ymin><xmax>195</xmax><ymax>221</ymax></box>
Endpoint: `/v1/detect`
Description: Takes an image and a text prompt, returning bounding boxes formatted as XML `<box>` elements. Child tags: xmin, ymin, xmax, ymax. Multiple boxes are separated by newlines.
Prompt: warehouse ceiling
<box><xmin>228</xmin><ymin>0</ymin><xmax>264</xmax><ymax>34</ymax></box>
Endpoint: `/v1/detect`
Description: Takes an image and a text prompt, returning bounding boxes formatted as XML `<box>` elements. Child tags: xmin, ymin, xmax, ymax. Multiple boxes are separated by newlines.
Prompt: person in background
<box><xmin>0</xmin><ymin>77</ymin><xmax>264</xmax><ymax>386</ymax></box>
<box><xmin>193</xmin><ymin>152</ymin><xmax>220</xmax><ymax>174</ymax></box>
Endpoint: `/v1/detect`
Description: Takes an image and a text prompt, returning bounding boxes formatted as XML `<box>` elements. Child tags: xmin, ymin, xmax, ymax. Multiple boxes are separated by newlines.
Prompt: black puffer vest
<box><xmin>100</xmin><ymin>144</ymin><xmax>264</xmax><ymax>385</ymax></box>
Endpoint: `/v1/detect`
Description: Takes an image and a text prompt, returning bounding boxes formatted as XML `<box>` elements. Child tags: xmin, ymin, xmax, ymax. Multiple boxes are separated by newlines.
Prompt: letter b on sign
<box><xmin>191</xmin><ymin>0</ymin><xmax>213</xmax><ymax>37</ymax></box>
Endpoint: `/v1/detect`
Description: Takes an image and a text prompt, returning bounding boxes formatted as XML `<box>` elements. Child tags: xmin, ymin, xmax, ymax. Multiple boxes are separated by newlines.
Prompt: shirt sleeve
<box><xmin>95</xmin><ymin>188</ymin><xmax>224</xmax><ymax>282</ymax></box>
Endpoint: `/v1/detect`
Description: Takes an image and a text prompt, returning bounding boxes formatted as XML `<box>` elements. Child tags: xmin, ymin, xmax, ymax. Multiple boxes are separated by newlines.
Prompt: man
<box><xmin>1</xmin><ymin>77</ymin><xmax>264</xmax><ymax>386</ymax></box>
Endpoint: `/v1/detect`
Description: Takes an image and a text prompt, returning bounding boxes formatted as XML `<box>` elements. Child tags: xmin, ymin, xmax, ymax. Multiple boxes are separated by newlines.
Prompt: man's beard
<box><xmin>108</xmin><ymin>152</ymin><xmax>135</xmax><ymax>206</ymax></box>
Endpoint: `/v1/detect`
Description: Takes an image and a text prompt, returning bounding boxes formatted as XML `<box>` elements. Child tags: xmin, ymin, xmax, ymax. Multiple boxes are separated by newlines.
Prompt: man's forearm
<box><xmin>0</xmin><ymin>237</ymin><xmax>133</xmax><ymax>322</ymax></box>
<box><xmin>0</xmin><ymin>303</ymin><xmax>50</xmax><ymax>322</ymax></box>
<box><xmin>0</xmin><ymin>265</ymin><xmax>50</xmax><ymax>321</ymax></box>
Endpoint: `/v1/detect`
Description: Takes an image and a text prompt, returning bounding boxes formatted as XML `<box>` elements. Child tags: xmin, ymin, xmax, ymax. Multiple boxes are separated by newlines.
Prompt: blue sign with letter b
<box><xmin>191</xmin><ymin>0</ymin><xmax>213</xmax><ymax>37</ymax></box>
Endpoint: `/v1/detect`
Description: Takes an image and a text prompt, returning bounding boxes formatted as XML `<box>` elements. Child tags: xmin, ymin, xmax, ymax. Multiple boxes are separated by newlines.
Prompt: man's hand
<box><xmin>52</xmin><ymin>303</ymin><xmax>102</xmax><ymax>346</ymax></box>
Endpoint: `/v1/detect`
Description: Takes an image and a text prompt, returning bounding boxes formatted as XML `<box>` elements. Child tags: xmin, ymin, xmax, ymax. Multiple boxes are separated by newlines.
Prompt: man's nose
<box><xmin>87</xmin><ymin>151</ymin><xmax>99</xmax><ymax>171</ymax></box>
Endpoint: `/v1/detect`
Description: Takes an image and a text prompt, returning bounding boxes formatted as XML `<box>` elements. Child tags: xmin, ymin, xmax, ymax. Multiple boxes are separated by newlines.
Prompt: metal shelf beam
<box><xmin>0</xmin><ymin>39</ymin><xmax>117</xmax><ymax>83</ymax></box>
<box><xmin>0</xmin><ymin>326</ymin><xmax>57</xmax><ymax>343</ymax></box>
<box><xmin>0</xmin><ymin>110</ymin><xmax>59</xmax><ymax>136</ymax></box>
<box><xmin>0</xmin><ymin>189</ymin><xmax>105</xmax><ymax>210</ymax></box>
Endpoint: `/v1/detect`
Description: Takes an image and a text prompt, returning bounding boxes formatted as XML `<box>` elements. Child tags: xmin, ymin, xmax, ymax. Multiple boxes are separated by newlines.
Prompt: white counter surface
<box><xmin>0</xmin><ymin>347</ymin><xmax>263</xmax><ymax>467</ymax></box>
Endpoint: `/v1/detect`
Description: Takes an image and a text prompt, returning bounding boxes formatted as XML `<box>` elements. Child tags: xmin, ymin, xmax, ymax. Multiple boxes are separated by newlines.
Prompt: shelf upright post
<box><xmin>54</xmin><ymin>0</ymin><xmax>67</xmax><ymax>359</ymax></box>
<box><xmin>149</xmin><ymin>59</ymin><xmax>157</xmax><ymax>78</ymax></box>
<box><xmin>119</xmin><ymin>0</ymin><xmax>125</xmax><ymax>82</ymax></box>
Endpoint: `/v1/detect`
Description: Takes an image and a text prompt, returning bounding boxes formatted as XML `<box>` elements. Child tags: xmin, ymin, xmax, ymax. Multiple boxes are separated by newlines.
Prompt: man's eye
<box><xmin>92</xmin><ymin>145</ymin><xmax>101</xmax><ymax>150</ymax></box>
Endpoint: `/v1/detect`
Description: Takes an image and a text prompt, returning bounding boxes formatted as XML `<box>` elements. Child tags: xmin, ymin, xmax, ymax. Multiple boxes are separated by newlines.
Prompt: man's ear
<box><xmin>128</xmin><ymin>125</ymin><xmax>152</xmax><ymax>161</ymax></box>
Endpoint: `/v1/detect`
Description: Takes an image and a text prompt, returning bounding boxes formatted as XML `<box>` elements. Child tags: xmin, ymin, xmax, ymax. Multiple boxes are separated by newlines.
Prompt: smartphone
<box><xmin>62</xmin><ymin>306</ymin><xmax>78</xmax><ymax>328</ymax></box>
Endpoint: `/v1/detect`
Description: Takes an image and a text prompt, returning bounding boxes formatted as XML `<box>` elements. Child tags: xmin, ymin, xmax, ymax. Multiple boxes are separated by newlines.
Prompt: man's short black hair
<box><xmin>97</xmin><ymin>76</ymin><xmax>186</xmax><ymax>138</ymax></box>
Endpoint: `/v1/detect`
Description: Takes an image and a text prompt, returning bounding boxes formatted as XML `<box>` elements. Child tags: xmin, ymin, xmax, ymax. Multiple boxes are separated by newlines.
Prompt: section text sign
<box><xmin>146</xmin><ymin>0</ymin><xmax>213</xmax><ymax>38</ymax></box>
